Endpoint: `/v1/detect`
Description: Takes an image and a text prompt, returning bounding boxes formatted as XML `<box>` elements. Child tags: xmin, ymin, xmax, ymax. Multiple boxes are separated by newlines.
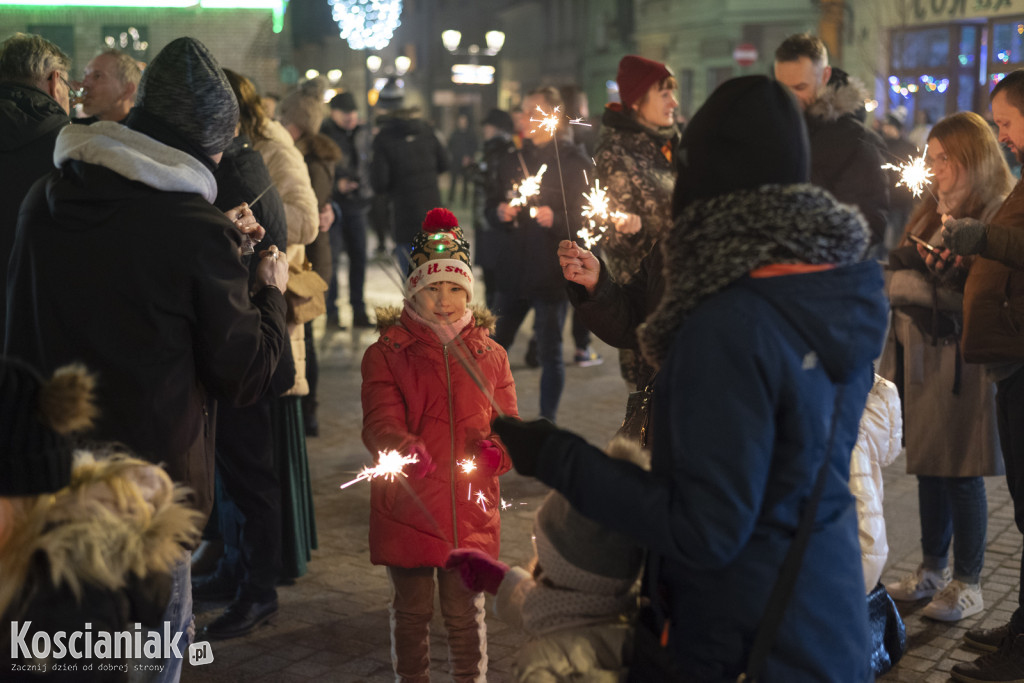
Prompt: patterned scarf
<box><xmin>638</xmin><ymin>184</ymin><xmax>869</xmax><ymax>368</ymax></box>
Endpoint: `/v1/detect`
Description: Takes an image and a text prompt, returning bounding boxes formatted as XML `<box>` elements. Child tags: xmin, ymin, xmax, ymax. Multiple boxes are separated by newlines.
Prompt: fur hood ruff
<box><xmin>375</xmin><ymin>304</ymin><xmax>497</xmax><ymax>334</ymax></box>
<box><xmin>807</xmin><ymin>75</ymin><xmax>870</xmax><ymax>123</ymax></box>
<box><xmin>54</xmin><ymin>121</ymin><xmax>217</xmax><ymax>203</ymax></box>
<box><xmin>0</xmin><ymin>453</ymin><xmax>202</xmax><ymax>616</ymax></box>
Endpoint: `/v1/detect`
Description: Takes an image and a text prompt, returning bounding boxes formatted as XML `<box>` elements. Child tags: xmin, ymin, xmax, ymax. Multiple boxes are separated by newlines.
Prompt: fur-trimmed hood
<box><xmin>638</xmin><ymin>184</ymin><xmax>885</xmax><ymax>378</ymax></box>
<box><xmin>0</xmin><ymin>452</ymin><xmax>202</xmax><ymax>617</ymax></box>
<box><xmin>295</xmin><ymin>131</ymin><xmax>343</xmax><ymax>165</ymax></box>
<box><xmin>375</xmin><ymin>304</ymin><xmax>497</xmax><ymax>334</ymax></box>
<box><xmin>806</xmin><ymin>69</ymin><xmax>870</xmax><ymax>123</ymax></box>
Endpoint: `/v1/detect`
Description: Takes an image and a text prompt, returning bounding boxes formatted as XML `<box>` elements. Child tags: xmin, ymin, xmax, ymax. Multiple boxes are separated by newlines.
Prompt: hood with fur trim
<box><xmin>806</xmin><ymin>69</ymin><xmax>870</xmax><ymax>123</ymax></box>
<box><xmin>375</xmin><ymin>304</ymin><xmax>497</xmax><ymax>334</ymax></box>
<box><xmin>0</xmin><ymin>452</ymin><xmax>202</xmax><ymax>617</ymax></box>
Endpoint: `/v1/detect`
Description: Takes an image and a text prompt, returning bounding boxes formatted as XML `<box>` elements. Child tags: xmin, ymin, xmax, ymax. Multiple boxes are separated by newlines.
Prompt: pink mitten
<box><xmin>406</xmin><ymin>443</ymin><xmax>436</xmax><ymax>479</ymax></box>
<box><xmin>477</xmin><ymin>439</ymin><xmax>503</xmax><ymax>474</ymax></box>
<box><xmin>445</xmin><ymin>548</ymin><xmax>509</xmax><ymax>594</ymax></box>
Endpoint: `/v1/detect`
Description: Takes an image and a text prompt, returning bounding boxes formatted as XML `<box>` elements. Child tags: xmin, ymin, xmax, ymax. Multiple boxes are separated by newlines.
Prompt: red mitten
<box><xmin>445</xmin><ymin>548</ymin><xmax>509</xmax><ymax>595</ymax></box>
<box><xmin>478</xmin><ymin>439</ymin><xmax>503</xmax><ymax>474</ymax></box>
<box><xmin>406</xmin><ymin>443</ymin><xmax>436</xmax><ymax>479</ymax></box>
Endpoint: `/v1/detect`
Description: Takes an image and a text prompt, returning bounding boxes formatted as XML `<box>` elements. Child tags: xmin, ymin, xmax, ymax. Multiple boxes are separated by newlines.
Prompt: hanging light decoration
<box><xmin>328</xmin><ymin>0</ymin><xmax>403</xmax><ymax>51</ymax></box>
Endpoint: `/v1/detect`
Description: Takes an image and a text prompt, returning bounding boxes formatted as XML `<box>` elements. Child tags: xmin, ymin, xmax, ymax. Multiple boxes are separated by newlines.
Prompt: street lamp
<box><xmin>441</xmin><ymin>30</ymin><xmax>461</xmax><ymax>53</ymax></box>
<box><xmin>441</xmin><ymin>29</ymin><xmax>504</xmax><ymax>85</ymax></box>
<box><xmin>395</xmin><ymin>55</ymin><xmax>411</xmax><ymax>76</ymax></box>
<box><xmin>366</xmin><ymin>54</ymin><xmax>382</xmax><ymax>73</ymax></box>
<box><xmin>442</xmin><ymin>29</ymin><xmax>504</xmax><ymax>57</ymax></box>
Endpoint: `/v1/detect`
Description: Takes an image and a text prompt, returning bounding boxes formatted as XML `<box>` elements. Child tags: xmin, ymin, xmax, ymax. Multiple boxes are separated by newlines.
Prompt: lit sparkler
<box><xmin>458</xmin><ymin>458</ymin><xmax>477</xmax><ymax>475</ymax></box>
<box><xmin>509</xmin><ymin>164</ymin><xmax>547</xmax><ymax>208</ymax></box>
<box><xmin>475</xmin><ymin>489</ymin><xmax>490</xmax><ymax>512</ymax></box>
<box><xmin>339</xmin><ymin>449</ymin><xmax>419</xmax><ymax>489</ymax></box>
<box><xmin>881</xmin><ymin>145</ymin><xmax>934</xmax><ymax>198</ymax></box>
<box><xmin>530</xmin><ymin>105</ymin><xmax>561</xmax><ymax>136</ymax></box>
<box><xmin>577</xmin><ymin>177</ymin><xmax>628</xmax><ymax>248</ymax></box>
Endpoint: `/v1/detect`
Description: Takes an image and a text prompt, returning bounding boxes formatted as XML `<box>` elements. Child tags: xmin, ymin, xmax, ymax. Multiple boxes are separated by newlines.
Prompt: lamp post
<box><xmin>440</xmin><ymin>28</ymin><xmax>504</xmax><ymax>92</ymax></box>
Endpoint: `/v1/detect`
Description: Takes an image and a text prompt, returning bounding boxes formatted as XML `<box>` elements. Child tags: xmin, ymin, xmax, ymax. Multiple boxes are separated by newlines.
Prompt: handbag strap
<box><xmin>738</xmin><ymin>384</ymin><xmax>846</xmax><ymax>683</ymax></box>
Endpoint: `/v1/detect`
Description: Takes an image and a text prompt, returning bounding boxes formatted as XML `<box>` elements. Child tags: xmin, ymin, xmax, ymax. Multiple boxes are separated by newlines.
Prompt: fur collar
<box><xmin>0</xmin><ymin>453</ymin><xmax>202</xmax><ymax>616</ymax></box>
<box><xmin>54</xmin><ymin>121</ymin><xmax>217</xmax><ymax>203</ymax></box>
<box><xmin>806</xmin><ymin>75</ymin><xmax>869</xmax><ymax>123</ymax></box>
<box><xmin>638</xmin><ymin>184</ymin><xmax>868</xmax><ymax>368</ymax></box>
<box><xmin>295</xmin><ymin>131</ymin><xmax>343</xmax><ymax>164</ymax></box>
<box><xmin>375</xmin><ymin>304</ymin><xmax>497</xmax><ymax>334</ymax></box>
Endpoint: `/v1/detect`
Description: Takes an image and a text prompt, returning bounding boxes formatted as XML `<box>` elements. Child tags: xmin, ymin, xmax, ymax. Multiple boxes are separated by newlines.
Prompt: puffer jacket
<box><xmin>850</xmin><ymin>375</ymin><xmax>902</xmax><ymax>593</ymax></box>
<box><xmin>361</xmin><ymin>305</ymin><xmax>518</xmax><ymax>567</ymax></box>
<box><xmin>806</xmin><ymin>69</ymin><xmax>889</xmax><ymax>247</ymax></box>
<box><xmin>593</xmin><ymin>103</ymin><xmax>679</xmax><ymax>284</ymax></box>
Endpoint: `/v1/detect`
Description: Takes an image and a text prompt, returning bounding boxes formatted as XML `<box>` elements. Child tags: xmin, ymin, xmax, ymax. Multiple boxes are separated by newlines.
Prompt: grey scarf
<box><xmin>639</xmin><ymin>184</ymin><xmax>869</xmax><ymax>368</ymax></box>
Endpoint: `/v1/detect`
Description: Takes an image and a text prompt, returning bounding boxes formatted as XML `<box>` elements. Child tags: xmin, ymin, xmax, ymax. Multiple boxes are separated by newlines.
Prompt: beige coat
<box><xmin>254</xmin><ymin>119</ymin><xmax>320</xmax><ymax>397</ymax></box>
<box><xmin>879</xmin><ymin>199</ymin><xmax>1004</xmax><ymax>478</ymax></box>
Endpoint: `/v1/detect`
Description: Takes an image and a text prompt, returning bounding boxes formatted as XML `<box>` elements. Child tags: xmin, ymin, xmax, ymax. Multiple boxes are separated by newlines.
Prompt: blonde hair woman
<box><xmin>881</xmin><ymin>111</ymin><xmax>1014</xmax><ymax>621</ymax></box>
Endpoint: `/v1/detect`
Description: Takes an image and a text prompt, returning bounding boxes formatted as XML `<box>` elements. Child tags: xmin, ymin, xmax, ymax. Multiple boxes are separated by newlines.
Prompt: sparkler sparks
<box><xmin>577</xmin><ymin>178</ymin><xmax>628</xmax><ymax>248</ymax></box>
<box><xmin>530</xmin><ymin>105</ymin><xmax>561</xmax><ymax>136</ymax></box>
<box><xmin>509</xmin><ymin>164</ymin><xmax>547</xmax><ymax>208</ymax></box>
<box><xmin>339</xmin><ymin>450</ymin><xmax>419</xmax><ymax>489</ymax></box>
<box><xmin>881</xmin><ymin>145</ymin><xmax>934</xmax><ymax>198</ymax></box>
<box><xmin>475</xmin><ymin>489</ymin><xmax>490</xmax><ymax>512</ymax></box>
<box><xmin>458</xmin><ymin>458</ymin><xmax>477</xmax><ymax>475</ymax></box>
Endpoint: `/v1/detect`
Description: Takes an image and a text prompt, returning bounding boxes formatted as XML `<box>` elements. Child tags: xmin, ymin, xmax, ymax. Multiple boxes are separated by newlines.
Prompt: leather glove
<box><xmin>477</xmin><ymin>439</ymin><xmax>503</xmax><ymax>474</ymax></box>
<box><xmin>406</xmin><ymin>443</ymin><xmax>436</xmax><ymax>479</ymax></box>
<box><xmin>942</xmin><ymin>217</ymin><xmax>988</xmax><ymax>256</ymax></box>
<box><xmin>445</xmin><ymin>548</ymin><xmax>509</xmax><ymax>595</ymax></box>
<box><xmin>491</xmin><ymin>416</ymin><xmax>557</xmax><ymax>477</ymax></box>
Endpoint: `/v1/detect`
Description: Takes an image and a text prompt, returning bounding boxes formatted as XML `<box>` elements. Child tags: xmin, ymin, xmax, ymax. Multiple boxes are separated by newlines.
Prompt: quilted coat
<box><xmin>361</xmin><ymin>305</ymin><xmax>518</xmax><ymax>567</ymax></box>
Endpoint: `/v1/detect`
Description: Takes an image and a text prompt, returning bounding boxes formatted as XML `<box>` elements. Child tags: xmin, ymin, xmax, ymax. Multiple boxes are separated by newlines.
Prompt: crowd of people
<box><xmin>5</xmin><ymin>24</ymin><xmax>1024</xmax><ymax>683</ymax></box>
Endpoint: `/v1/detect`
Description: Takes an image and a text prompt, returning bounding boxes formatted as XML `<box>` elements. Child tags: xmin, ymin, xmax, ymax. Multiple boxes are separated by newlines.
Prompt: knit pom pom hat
<box><xmin>406</xmin><ymin>208</ymin><xmax>474</xmax><ymax>302</ymax></box>
<box><xmin>0</xmin><ymin>359</ymin><xmax>98</xmax><ymax>496</ymax></box>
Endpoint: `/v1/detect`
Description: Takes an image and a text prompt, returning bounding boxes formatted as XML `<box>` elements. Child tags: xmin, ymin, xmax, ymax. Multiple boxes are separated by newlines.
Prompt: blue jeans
<box><xmin>492</xmin><ymin>294</ymin><xmax>567</xmax><ymax>421</ymax></box>
<box><xmin>128</xmin><ymin>554</ymin><xmax>191</xmax><ymax>682</ymax></box>
<box><xmin>918</xmin><ymin>475</ymin><xmax>987</xmax><ymax>584</ymax></box>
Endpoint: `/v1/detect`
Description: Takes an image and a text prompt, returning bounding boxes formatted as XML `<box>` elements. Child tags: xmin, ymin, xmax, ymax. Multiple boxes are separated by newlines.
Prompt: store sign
<box><xmin>451</xmin><ymin>64</ymin><xmax>495</xmax><ymax>85</ymax></box>
<box><xmin>911</xmin><ymin>0</ymin><xmax>1016</xmax><ymax>22</ymax></box>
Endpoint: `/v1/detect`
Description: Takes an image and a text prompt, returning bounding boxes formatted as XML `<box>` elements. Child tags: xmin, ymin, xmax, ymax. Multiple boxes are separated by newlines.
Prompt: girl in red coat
<box><xmin>361</xmin><ymin>208</ymin><xmax>518</xmax><ymax>682</ymax></box>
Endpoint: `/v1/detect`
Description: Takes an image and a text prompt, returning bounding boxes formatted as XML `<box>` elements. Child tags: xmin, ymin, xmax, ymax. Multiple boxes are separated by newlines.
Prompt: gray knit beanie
<box><xmin>134</xmin><ymin>37</ymin><xmax>238</xmax><ymax>157</ymax></box>
<box><xmin>535</xmin><ymin>491</ymin><xmax>644</xmax><ymax>580</ymax></box>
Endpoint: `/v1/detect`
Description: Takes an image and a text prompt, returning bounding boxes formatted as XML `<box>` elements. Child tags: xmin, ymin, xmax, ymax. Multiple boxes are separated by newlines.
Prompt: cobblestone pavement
<box><xmin>181</xmin><ymin>220</ymin><xmax>1022</xmax><ymax>682</ymax></box>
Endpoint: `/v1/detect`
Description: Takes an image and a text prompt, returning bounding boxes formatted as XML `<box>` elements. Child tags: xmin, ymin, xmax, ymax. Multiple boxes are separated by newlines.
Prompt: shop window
<box><xmin>991</xmin><ymin>20</ymin><xmax>1024</xmax><ymax>67</ymax></box>
<box><xmin>892</xmin><ymin>27</ymin><xmax>951</xmax><ymax>70</ymax></box>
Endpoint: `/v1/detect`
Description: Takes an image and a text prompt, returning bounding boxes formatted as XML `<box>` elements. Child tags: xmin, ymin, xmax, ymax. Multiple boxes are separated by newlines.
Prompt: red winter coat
<box><xmin>361</xmin><ymin>305</ymin><xmax>518</xmax><ymax>568</ymax></box>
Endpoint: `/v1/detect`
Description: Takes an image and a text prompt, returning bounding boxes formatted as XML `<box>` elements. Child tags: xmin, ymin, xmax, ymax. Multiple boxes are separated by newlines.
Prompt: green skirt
<box><xmin>272</xmin><ymin>396</ymin><xmax>318</xmax><ymax>579</ymax></box>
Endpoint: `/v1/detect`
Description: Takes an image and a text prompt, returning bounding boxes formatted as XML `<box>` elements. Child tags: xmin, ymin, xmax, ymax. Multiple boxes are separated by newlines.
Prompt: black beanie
<box><xmin>0</xmin><ymin>359</ymin><xmax>94</xmax><ymax>496</ymax></box>
<box><xmin>133</xmin><ymin>37</ymin><xmax>238</xmax><ymax>159</ymax></box>
<box><xmin>673</xmin><ymin>75</ymin><xmax>809</xmax><ymax>214</ymax></box>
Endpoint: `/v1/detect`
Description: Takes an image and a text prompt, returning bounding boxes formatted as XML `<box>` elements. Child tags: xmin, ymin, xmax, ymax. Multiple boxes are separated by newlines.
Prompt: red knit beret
<box><xmin>617</xmin><ymin>55</ymin><xmax>673</xmax><ymax>110</ymax></box>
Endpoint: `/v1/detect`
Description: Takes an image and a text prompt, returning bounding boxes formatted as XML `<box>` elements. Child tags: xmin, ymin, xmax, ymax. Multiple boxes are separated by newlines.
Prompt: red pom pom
<box><xmin>422</xmin><ymin>207</ymin><xmax>459</xmax><ymax>232</ymax></box>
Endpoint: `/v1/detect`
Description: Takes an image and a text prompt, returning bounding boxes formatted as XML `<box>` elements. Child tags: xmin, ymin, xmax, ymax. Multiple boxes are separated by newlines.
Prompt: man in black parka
<box><xmin>0</xmin><ymin>33</ymin><xmax>72</xmax><ymax>340</ymax></box>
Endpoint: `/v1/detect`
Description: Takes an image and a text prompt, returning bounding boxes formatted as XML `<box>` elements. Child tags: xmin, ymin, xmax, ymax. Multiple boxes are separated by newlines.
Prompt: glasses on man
<box><xmin>53</xmin><ymin>72</ymin><xmax>84</xmax><ymax>107</ymax></box>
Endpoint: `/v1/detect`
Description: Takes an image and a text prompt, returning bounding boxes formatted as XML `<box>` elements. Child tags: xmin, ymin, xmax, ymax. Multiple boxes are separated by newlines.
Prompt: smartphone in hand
<box><xmin>908</xmin><ymin>234</ymin><xmax>944</xmax><ymax>256</ymax></box>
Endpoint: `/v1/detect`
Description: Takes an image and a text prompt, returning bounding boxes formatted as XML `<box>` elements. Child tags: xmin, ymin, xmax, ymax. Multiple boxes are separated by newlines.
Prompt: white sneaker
<box><xmin>886</xmin><ymin>566</ymin><xmax>952</xmax><ymax>601</ymax></box>
<box><xmin>921</xmin><ymin>580</ymin><xmax>984</xmax><ymax>621</ymax></box>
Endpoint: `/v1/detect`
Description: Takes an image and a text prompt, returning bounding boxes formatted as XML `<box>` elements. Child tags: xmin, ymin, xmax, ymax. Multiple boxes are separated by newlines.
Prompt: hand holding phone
<box><xmin>908</xmin><ymin>234</ymin><xmax>943</xmax><ymax>255</ymax></box>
